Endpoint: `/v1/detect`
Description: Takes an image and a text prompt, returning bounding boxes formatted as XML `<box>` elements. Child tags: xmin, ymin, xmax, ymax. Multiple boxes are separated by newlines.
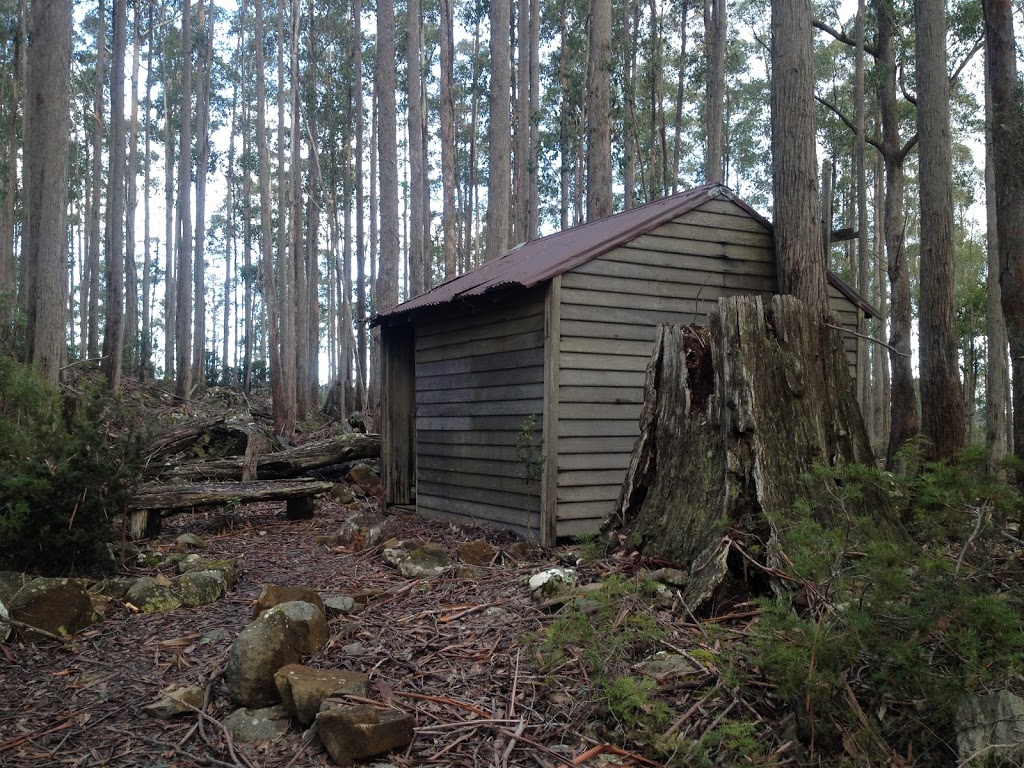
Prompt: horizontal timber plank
<box><xmin>417</xmin><ymin>415</ymin><xmax>539</xmax><ymax>432</ymax></box>
<box><xmin>559</xmin><ymin>336</ymin><xmax>658</xmax><ymax>358</ymax></box>
<box><xmin>559</xmin><ymin>351</ymin><xmax>654</xmax><ymax>372</ymax></box>
<box><xmin>556</xmin><ymin>517</ymin><xmax>605</xmax><ymax>538</ymax></box>
<box><xmin>418</xmin><ymin>467</ymin><xmax>534</xmax><ymax>494</ymax></box>
<box><xmin>627</xmin><ymin>234</ymin><xmax>774</xmax><ymax>262</ymax></box>
<box><xmin>562</xmin><ymin>285</ymin><xmax>722</xmax><ymax>315</ymax></box>
<box><xmin>418</xmin><ymin>453</ymin><xmax>520</xmax><ymax>474</ymax></box>
<box><xmin>416</xmin><ymin>348</ymin><xmax>544</xmax><ymax>378</ymax></box>
<box><xmin>417</xmin><ymin>398</ymin><xmax>544</xmax><ymax>418</ymax></box>
<box><xmin>557</xmin><ymin>384</ymin><xmax>645</xmax><ymax>404</ymax></box>
<box><xmin>561</xmin><ymin>302</ymin><xmax>718</xmax><ymax>328</ymax></box>
<box><xmin>558</xmin><ymin>469</ymin><xmax>630</xmax><ymax>487</ymax></box>
<box><xmin>559</xmin><ymin>368</ymin><xmax>647</xmax><ymax>388</ymax></box>
<box><xmin>694</xmin><ymin>197</ymin><xmax>767</xmax><ymax>219</ymax></box>
<box><xmin>559</xmin><ymin>402</ymin><xmax>642</xmax><ymax>421</ymax></box>
<box><xmin>652</xmin><ymin>220</ymin><xmax>773</xmax><ymax>248</ymax></box>
<box><xmin>416</xmin><ymin>382</ymin><xmax>544</xmax><ymax>404</ymax></box>
<box><xmin>556</xmin><ymin>452</ymin><xmax>633</xmax><ymax>471</ymax></box>
<box><xmin>416</xmin><ymin>494</ymin><xmax>540</xmax><ymax>535</ymax></box>
<box><xmin>416</xmin><ymin>313</ymin><xmax>543</xmax><ymax>352</ymax></box>
<box><xmin>417</xmin><ymin>366</ymin><xmax>543</xmax><ymax>392</ymax></box>
<box><xmin>558</xmin><ymin>419</ymin><xmax>642</xmax><ymax>437</ymax></box>
<box><xmin>556</xmin><ymin>484</ymin><xmax>622</xmax><ymax>503</ymax></box>
<box><xmin>416</xmin><ymin>291</ymin><xmax>545</xmax><ymax>336</ymax></box>
<box><xmin>417</xmin><ymin>430</ymin><xmax>524</xmax><ymax>447</ymax></box>
<box><xmin>572</xmin><ymin>258</ymin><xmax>725</xmax><ymax>288</ymax></box>
<box><xmin>415</xmin><ymin>330</ymin><xmax>545</xmax><ymax>364</ymax></box>
<box><xmin>560</xmin><ymin>320</ymin><xmax>661</xmax><ymax>343</ymax></box>
<box><xmin>418</xmin><ymin>481</ymin><xmax>541</xmax><ymax>512</ymax></box>
<box><xmin>130</xmin><ymin>480</ymin><xmax>334</xmax><ymax>510</ymax></box>
<box><xmin>558</xmin><ymin>436</ymin><xmax>639</xmax><ymax>454</ymax></box>
<box><xmin>556</xmin><ymin>499</ymin><xmax>619</xmax><ymax>521</ymax></box>
<box><xmin>602</xmin><ymin>246</ymin><xmax>777</xmax><ymax>276</ymax></box>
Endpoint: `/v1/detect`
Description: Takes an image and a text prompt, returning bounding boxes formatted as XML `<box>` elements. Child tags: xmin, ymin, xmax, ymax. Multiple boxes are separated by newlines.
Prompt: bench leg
<box><xmin>128</xmin><ymin>510</ymin><xmax>162</xmax><ymax>540</ymax></box>
<box><xmin>286</xmin><ymin>496</ymin><xmax>315</xmax><ymax>521</ymax></box>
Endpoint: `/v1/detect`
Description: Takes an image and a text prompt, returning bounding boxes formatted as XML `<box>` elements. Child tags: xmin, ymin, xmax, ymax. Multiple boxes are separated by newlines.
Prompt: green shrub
<box><xmin>0</xmin><ymin>358</ymin><xmax>146</xmax><ymax>576</ymax></box>
<box><xmin>742</xmin><ymin>458</ymin><xmax>1024</xmax><ymax>763</ymax></box>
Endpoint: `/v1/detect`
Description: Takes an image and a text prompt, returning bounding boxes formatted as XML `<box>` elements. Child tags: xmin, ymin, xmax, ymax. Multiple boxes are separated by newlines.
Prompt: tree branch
<box><xmin>815</xmin><ymin>94</ymin><xmax>884</xmax><ymax>153</ymax></box>
<box><xmin>813</xmin><ymin>17</ymin><xmax>881</xmax><ymax>58</ymax></box>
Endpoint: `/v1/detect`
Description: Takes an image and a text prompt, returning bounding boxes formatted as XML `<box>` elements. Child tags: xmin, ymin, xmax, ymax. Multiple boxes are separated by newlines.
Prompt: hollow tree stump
<box><xmin>607</xmin><ymin>295</ymin><xmax>900</xmax><ymax>609</ymax></box>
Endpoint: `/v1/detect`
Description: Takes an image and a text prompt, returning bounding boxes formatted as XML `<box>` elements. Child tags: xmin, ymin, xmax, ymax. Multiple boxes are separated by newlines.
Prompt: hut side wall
<box><xmin>414</xmin><ymin>288</ymin><xmax>546</xmax><ymax>538</ymax></box>
<box><xmin>552</xmin><ymin>197</ymin><xmax>864</xmax><ymax>538</ymax></box>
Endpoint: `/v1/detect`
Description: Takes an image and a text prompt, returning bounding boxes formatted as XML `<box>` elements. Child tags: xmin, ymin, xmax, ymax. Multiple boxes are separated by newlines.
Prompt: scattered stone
<box><xmin>339</xmin><ymin>513</ymin><xmax>384</xmax><ymax>551</ymax></box>
<box><xmin>455</xmin><ymin>566</ymin><xmax>484</xmax><ymax>580</ymax></box>
<box><xmin>90</xmin><ymin>577</ymin><xmax>137</xmax><ymax>601</ymax></box>
<box><xmin>0</xmin><ymin>598</ymin><xmax>10</xmax><ymax>643</ymax></box>
<box><xmin>330</xmin><ymin>483</ymin><xmax>356</xmax><ymax>505</ymax></box>
<box><xmin>10</xmin><ymin>577</ymin><xmax>99</xmax><ymax>641</ymax></box>
<box><xmin>253</xmin><ymin>584</ymin><xmax>325</xmax><ymax>618</ymax></box>
<box><xmin>226</xmin><ymin>601</ymin><xmax>330</xmax><ymax>707</ymax></box>
<box><xmin>527</xmin><ymin>568</ymin><xmax>578</xmax><ymax>602</ymax></box>
<box><xmin>323</xmin><ymin>594</ymin><xmax>359</xmax><ymax>617</ymax></box>
<box><xmin>125</xmin><ymin>577</ymin><xmax>183</xmax><ymax>614</ymax></box>
<box><xmin>509</xmin><ymin>541</ymin><xmax>541</xmax><ymax>562</ymax></box>
<box><xmin>274</xmin><ymin>664</ymin><xmax>370</xmax><ymax>725</ymax></box>
<box><xmin>316</xmin><ymin>703</ymin><xmax>415</xmax><ymax>766</ymax></box>
<box><xmin>184</xmin><ymin>558</ymin><xmax>240</xmax><ymax>589</ymax></box>
<box><xmin>175</xmin><ymin>570</ymin><xmax>227</xmax><ymax>608</ymax></box>
<box><xmin>457</xmin><ymin>540</ymin><xmax>496</xmax><ymax>566</ymax></box>
<box><xmin>382</xmin><ymin>541</ymin><xmax>452</xmax><ymax>579</ymax></box>
<box><xmin>635</xmin><ymin>652</ymin><xmax>700</xmax><ymax>680</ymax></box>
<box><xmin>957</xmin><ymin>690</ymin><xmax>1024</xmax><ymax>763</ymax></box>
<box><xmin>0</xmin><ymin>571</ymin><xmax>28</xmax><ymax>603</ymax></box>
<box><xmin>222</xmin><ymin>705</ymin><xmax>291</xmax><ymax>743</ymax></box>
<box><xmin>201</xmin><ymin>627</ymin><xmax>231</xmax><ymax>645</ymax></box>
<box><xmin>174</xmin><ymin>533</ymin><xmax>208</xmax><ymax>551</ymax></box>
<box><xmin>175</xmin><ymin>554</ymin><xmax>205</xmax><ymax>574</ymax></box>
<box><xmin>341</xmin><ymin>642</ymin><xmax>365</xmax><ymax>657</ymax></box>
<box><xmin>141</xmin><ymin>685</ymin><xmax>205</xmax><ymax>720</ymax></box>
<box><xmin>108</xmin><ymin>541</ymin><xmax>141</xmax><ymax>564</ymax></box>
<box><xmin>345</xmin><ymin>464</ymin><xmax>382</xmax><ymax>495</ymax></box>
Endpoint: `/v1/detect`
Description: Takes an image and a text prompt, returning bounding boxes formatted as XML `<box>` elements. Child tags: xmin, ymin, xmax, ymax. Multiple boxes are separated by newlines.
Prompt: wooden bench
<box><xmin>128</xmin><ymin>479</ymin><xmax>335</xmax><ymax>539</ymax></box>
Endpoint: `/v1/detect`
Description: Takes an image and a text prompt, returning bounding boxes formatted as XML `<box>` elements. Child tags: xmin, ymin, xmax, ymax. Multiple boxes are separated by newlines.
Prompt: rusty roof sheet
<box><xmin>373</xmin><ymin>183</ymin><xmax>877</xmax><ymax>323</ymax></box>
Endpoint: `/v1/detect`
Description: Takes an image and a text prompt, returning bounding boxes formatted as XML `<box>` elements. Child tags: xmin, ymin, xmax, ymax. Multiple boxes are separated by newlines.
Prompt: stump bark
<box><xmin>608</xmin><ymin>295</ymin><xmax>900</xmax><ymax>609</ymax></box>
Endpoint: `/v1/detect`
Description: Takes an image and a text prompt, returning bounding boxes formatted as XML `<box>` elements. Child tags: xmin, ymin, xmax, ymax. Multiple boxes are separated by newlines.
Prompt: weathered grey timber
<box><xmin>608</xmin><ymin>296</ymin><xmax>899</xmax><ymax>608</ymax></box>
<box><xmin>165</xmin><ymin>433</ymin><xmax>380</xmax><ymax>482</ymax></box>
<box><xmin>375</xmin><ymin>185</ymin><xmax>877</xmax><ymax>544</ymax></box>
<box><xmin>128</xmin><ymin>479</ymin><xmax>334</xmax><ymax>539</ymax></box>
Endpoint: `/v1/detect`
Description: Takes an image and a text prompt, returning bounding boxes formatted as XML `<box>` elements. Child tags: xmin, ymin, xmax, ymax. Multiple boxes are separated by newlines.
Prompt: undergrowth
<box><xmin>0</xmin><ymin>358</ymin><xmax>147</xmax><ymax>576</ymax></box>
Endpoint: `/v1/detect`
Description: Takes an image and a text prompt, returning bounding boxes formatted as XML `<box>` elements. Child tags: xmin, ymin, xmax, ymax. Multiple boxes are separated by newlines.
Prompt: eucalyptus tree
<box><xmin>174</xmin><ymin>0</ymin><xmax>194</xmax><ymax>399</ymax></box>
<box><xmin>485</xmin><ymin>0</ymin><xmax>512</xmax><ymax>257</ymax></box>
<box><xmin>585</xmin><ymin>0</ymin><xmax>612</xmax><ymax>219</ymax></box>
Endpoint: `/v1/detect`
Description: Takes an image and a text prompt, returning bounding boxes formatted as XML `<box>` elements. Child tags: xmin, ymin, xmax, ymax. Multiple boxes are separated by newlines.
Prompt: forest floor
<box><xmin>0</xmin><ymin>481</ymin><xmax>790</xmax><ymax>768</ymax></box>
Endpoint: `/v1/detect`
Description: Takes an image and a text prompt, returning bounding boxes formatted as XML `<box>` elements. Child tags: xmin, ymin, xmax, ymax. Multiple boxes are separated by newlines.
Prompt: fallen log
<box><xmin>127</xmin><ymin>479</ymin><xmax>335</xmax><ymax>539</ymax></box>
<box><xmin>164</xmin><ymin>433</ymin><xmax>380</xmax><ymax>482</ymax></box>
<box><xmin>606</xmin><ymin>295</ymin><xmax>902</xmax><ymax>611</ymax></box>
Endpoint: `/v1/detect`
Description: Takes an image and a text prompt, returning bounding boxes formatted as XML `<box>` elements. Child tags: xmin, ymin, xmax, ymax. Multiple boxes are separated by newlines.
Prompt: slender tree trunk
<box><xmin>224</xmin><ymin>74</ymin><xmax>237</xmax><ymax>386</ymax></box>
<box><xmin>872</xmin><ymin>152</ymin><xmax>890</xmax><ymax>449</ymax></box>
<box><xmin>983</xmin><ymin>0</ymin><xmax>1024</xmax><ymax>468</ymax></box>
<box><xmin>770</xmin><ymin>0</ymin><xmax>827</xmax><ymax>312</ymax></box>
<box><xmin>513</xmin><ymin>0</ymin><xmax>530</xmax><ymax>243</ymax></box>
<box><xmin>854</xmin><ymin>0</ymin><xmax>869</xmax><ymax>413</ymax></box>
<box><xmin>125</xmin><ymin>0</ymin><xmax>141</xmax><ymax>378</ymax></box>
<box><xmin>141</xmin><ymin>1</ymin><xmax>153</xmax><ymax>380</ymax></box>
<box><xmin>23</xmin><ymin>0</ymin><xmax>72</xmax><ymax>387</ymax></box>
<box><xmin>353</xmin><ymin>0</ymin><xmax>367</xmax><ymax>407</ymax></box>
<box><xmin>102</xmin><ymin>0</ymin><xmax>126</xmax><ymax>390</ymax></box>
<box><xmin>528</xmin><ymin>0</ymin><xmax>540</xmax><ymax>237</ymax></box>
<box><xmin>192</xmin><ymin>0</ymin><xmax>214</xmax><ymax>390</ymax></box>
<box><xmin>916</xmin><ymin>0</ymin><xmax>966</xmax><ymax>460</ymax></box>
<box><xmin>0</xmin><ymin>0</ymin><xmax>21</xmax><ymax>295</ymax></box>
<box><xmin>174</xmin><ymin>0</ymin><xmax>193</xmax><ymax>399</ymax></box>
<box><xmin>585</xmin><ymin>0</ymin><xmax>612</xmax><ymax>220</ymax></box>
<box><xmin>290</xmin><ymin>0</ymin><xmax>307</xmax><ymax>419</ymax></box>
<box><xmin>671</xmin><ymin>0</ymin><xmax>689</xmax><ymax>194</ymax></box>
<box><xmin>407</xmin><ymin>0</ymin><xmax>426</xmax><ymax>294</ymax></box>
<box><xmin>162</xmin><ymin>0</ymin><xmax>175</xmax><ymax>380</ymax></box>
<box><xmin>87</xmin><ymin>0</ymin><xmax>104</xmax><ymax>359</ymax></box>
<box><xmin>440</xmin><ymin>0</ymin><xmax>457</xmax><ymax>278</ymax></box>
<box><xmin>704</xmin><ymin>0</ymin><xmax>725</xmax><ymax>184</ymax></box>
<box><xmin>486</xmin><ymin>0</ymin><xmax>512</xmax><ymax>258</ymax></box>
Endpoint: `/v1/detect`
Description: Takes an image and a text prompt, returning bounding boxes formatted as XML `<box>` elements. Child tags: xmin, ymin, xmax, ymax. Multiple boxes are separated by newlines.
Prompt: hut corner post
<box><xmin>540</xmin><ymin>276</ymin><xmax>562</xmax><ymax>546</ymax></box>
<box><xmin>381</xmin><ymin>323</ymin><xmax>416</xmax><ymax>507</ymax></box>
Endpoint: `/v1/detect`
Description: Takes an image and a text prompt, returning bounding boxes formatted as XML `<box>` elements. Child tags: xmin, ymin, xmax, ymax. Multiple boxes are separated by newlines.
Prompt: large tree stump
<box><xmin>608</xmin><ymin>295</ymin><xmax>900</xmax><ymax>609</ymax></box>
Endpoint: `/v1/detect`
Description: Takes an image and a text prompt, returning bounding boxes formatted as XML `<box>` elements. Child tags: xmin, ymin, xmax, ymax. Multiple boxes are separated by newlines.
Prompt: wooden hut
<box><xmin>373</xmin><ymin>184</ymin><xmax>875</xmax><ymax>544</ymax></box>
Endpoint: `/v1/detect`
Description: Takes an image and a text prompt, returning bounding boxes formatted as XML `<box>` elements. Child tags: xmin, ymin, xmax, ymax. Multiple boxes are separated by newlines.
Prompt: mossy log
<box><xmin>127</xmin><ymin>479</ymin><xmax>335</xmax><ymax>538</ymax></box>
<box><xmin>165</xmin><ymin>433</ymin><xmax>380</xmax><ymax>482</ymax></box>
<box><xmin>607</xmin><ymin>295</ymin><xmax>900</xmax><ymax>609</ymax></box>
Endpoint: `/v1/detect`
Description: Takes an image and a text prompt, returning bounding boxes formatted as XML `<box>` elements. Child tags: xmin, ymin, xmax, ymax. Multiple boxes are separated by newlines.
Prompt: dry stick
<box><xmin>0</xmin><ymin>616</ymin><xmax>70</xmax><ymax>643</ymax></box>
<box><xmin>825</xmin><ymin>322</ymin><xmax>910</xmax><ymax>357</ymax></box>
<box><xmin>108</xmin><ymin>727</ymin><xmax>244</xmax><ymax>768</ymax></box>
<box><xmin>183</xmin><ymin>703</ymin><xmax>258</xmax><ymax>768</ymax></box>
<box><xmin>500</xmin><ymin>719</ymin><xmax>527</xmax><ymax>767</ymax></box>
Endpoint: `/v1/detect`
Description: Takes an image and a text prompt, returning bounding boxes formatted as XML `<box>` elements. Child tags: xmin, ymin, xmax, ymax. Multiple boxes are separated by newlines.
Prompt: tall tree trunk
<box><xmin>439</xmin><ymin>0</ymin><xmax>457</xmax><ymax>279</ymax></box>
<box><xmin>407</xmin><ymin>0</ymin><xmax>426</xmax><ymax>294</ymax></box>
<box><xmin>915</xmin><ymin>0</ymin><xmax>966</xmax><ymax>460</ymax></box>
<box><xmin>983</xmin><ymin>0</ymin><xmax>1024</xmax><ymax>469</ymax></box>
<box><xmin>162</xmin><ymin>0</ymin><xmax>175</xmax><ymax>380</ymax></box>
<box><xmin>23</xmin><ymin>0</ymin><xmax>72</xmax><ymax>386</ymax></box>
<box><xmin>141</xmin><ymin>0</ymin><xmax>154</xmax><ymax>379</ymax></box>
<box><xmin>192</xmin><ymin>0</ymin><xmax>214</xmax><ymax>390</ymax></box>
<box><xmin>102</xmin><ymin>0</ymin><xmax>127</xmax><ymax>391</ymax></box>
<box><xmin>174</xmin><ymin>0</ymin><xmax>193</xmax><ymax>399</ymax></box>
<box><xmin>255</xmin><ymin>0</ymin><xmax>285</xmax><ymax>433</ymax></box>
<box><xmin>0</xmin><ymin>0</ymin><xmax>21</xmax><ymax>295</ymax></box>
<box><xmin>528</xmin><ymin>0</ymin><xmax>540</xmax><ymax>237</ymax></box>
<box><xmin>486</xmin><ymin>0</ymin><xmax>512</xmax><ymax>258</ymax></box>
<box><xmin>125</xmin><ymin>0</ymin><xmax>141</xmax><ymax>378</ymax></box>
<box><xmin>770</xmin><ymin>0</ymin><xmax>827</xmax><ymax>312</ymax></box>
<box><xmin>513</xmin><ymin>0</ymin><xmax>530</xmax><ymax>243</ymax></box>
<box><xmin>854</xmin><ymin>0</ymin><xmax>870</xmax><ymax>414</ymax></box>
<box><xmin>585</xmin><ymin>0</ymin><xmax>612</xmax><ymax>220</ymax></box>
<box><xmin>290</xmin><ymin>0</ymin><xmax>307</xmax><ymax>419</ymax></box>
<box><xmin>87</xmin><ymin>0</ymin><xmax>104</xmax><ymax>359</ymax></box>
<box><xmin>224</xmin><ymin>72</ymin><xmax>237</xmax><ymax>386</ymax></box>
<box><xmin>354</xmin><ymin>0</ymin><xmax>367</xmax><ymax>407</ymax></box>
<box><xmin>704</xmin><ymin>0</ymin><xmax>725</xmax><ymax>184</ymax></box>
<box><xmin>876</xmin><ymin>0</ymin><xmax>918</xmax><ymax>464</ymax></box>
<box><xmin>671</xmin><ymin>0</ymin><xmax>689</xmax><ymax>194</ymax></box>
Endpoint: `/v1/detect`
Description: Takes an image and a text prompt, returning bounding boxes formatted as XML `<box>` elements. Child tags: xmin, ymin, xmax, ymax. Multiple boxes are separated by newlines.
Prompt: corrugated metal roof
<box><xmin>373</xmin><ymin>183</ymin><xmax>877</xmax><ymax>323</ymax></box>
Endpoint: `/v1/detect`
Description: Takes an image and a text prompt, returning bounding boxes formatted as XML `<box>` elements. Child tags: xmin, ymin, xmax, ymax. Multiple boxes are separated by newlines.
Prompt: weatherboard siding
<box><xmin>414</xmin><ymin>289</ymin><xmax>546</xmax><ymax>538</ymax></box>
<box><xmin>552</xmin><ymin>198</ymin><xmax>780</xmax><ymax>538</ymax></box>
